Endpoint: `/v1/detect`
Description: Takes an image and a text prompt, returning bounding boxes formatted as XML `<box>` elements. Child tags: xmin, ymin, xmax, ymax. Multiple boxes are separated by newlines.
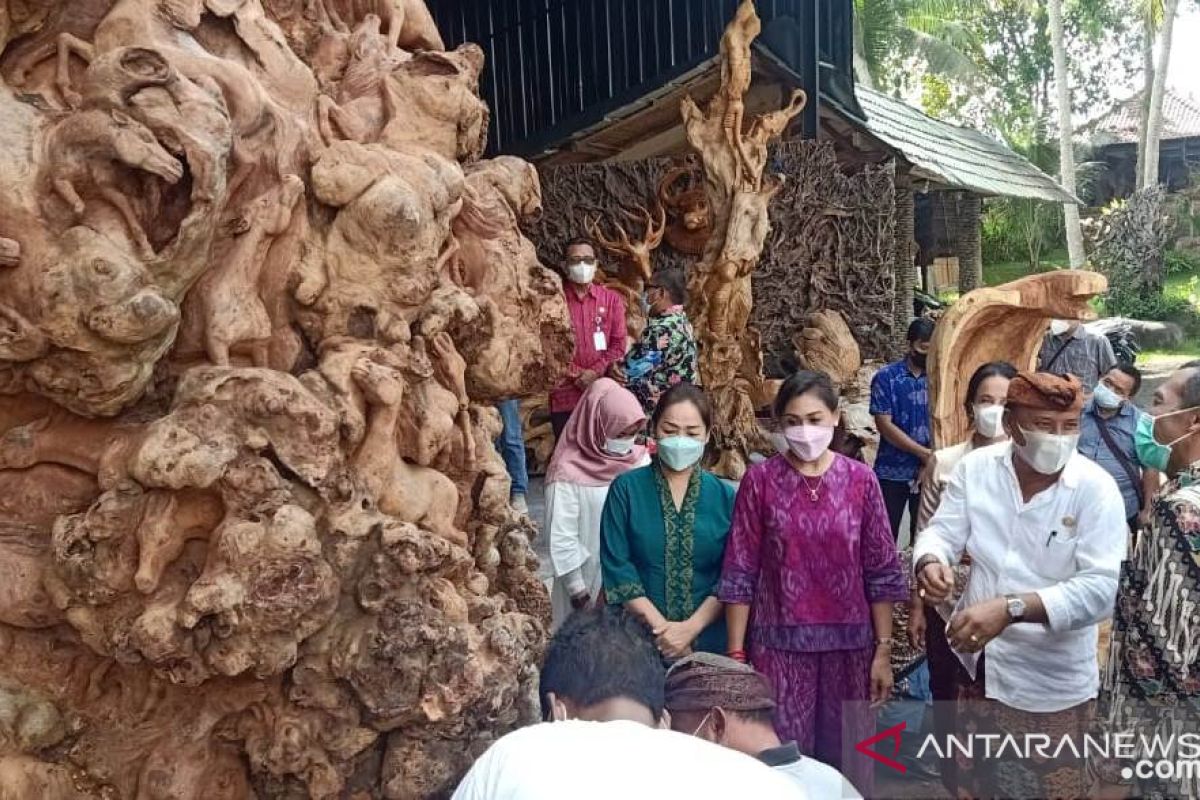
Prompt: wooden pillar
<box><xmin>892</xmin><ymin>175</ymin><xmax>916</xmax><ymax>355</ymax></box>
<box><xmin>955</xmin><ymin>192</ymin><xmax>983</xmax><ymax>294</ymax></box>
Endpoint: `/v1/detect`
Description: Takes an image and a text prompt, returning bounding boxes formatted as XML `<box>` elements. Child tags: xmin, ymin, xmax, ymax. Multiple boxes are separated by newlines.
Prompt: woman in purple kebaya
<box><xmin>719</xmin><ymin>370</ymin><xmax>908</xmax><ymax>798</ymax></box>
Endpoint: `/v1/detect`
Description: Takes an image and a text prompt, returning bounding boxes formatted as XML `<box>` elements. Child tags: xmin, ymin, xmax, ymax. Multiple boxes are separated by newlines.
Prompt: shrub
<box><xmin>1164</xmin><ymin>247</ymin><xmax>1200</xmax><ymax>276</ymax></box>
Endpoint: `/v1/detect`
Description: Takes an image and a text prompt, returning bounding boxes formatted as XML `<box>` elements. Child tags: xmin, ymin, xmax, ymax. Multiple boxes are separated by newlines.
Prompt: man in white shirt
<box><xmin>914</xmin><ymin>371</ymin><xmax>1126</xmax><ymax>800</ymax></box>
<box><xmin>452</xmin><ymin>608</ymin><xmax>805</xmax><ymax>800</ymax></box>
<box><xmin>664</xmin><ymin>653</ymin><xmax>860</xmax><ymax>799</ymax></box>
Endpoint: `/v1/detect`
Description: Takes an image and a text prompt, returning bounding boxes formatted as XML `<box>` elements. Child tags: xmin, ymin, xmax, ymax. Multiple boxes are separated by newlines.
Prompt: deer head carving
<box><xmin>584</xmin><ymin>204</ymin><xmax>666</xmax><ymax>284</ymax></box>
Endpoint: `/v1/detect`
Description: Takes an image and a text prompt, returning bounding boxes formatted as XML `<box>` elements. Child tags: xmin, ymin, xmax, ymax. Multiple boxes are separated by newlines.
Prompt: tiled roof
<box><xmin>854</xmin><ymin>85</ymin><xmax>1078</xmax><ymax>203</ymax></box>
<box><xmin>1083</xmin><ymin>88</ymin><xmax>1200</xmax><ymax>145</ymax></box>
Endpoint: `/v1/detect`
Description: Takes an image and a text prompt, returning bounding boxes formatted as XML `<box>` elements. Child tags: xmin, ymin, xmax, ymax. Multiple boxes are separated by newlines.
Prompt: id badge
<box><xmin>593</xmin><ymin>331</ymin><xmax>607</xmax><ymax>351</ymax></box>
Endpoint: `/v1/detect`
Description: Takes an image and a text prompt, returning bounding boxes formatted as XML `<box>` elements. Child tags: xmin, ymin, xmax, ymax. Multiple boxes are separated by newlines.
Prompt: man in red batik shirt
<box><xmin>550</xmin><ymin>239</ymin><xmax>628</xmax><ymax>440</ymax></box>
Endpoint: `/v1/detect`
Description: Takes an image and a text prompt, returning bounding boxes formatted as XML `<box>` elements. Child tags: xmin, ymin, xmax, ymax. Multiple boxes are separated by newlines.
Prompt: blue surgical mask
<box><xmin>1093</xmin><ymin>383</ymin><xmax>1123</xmax><ymax>411</ymax></box>
<box><xmin>657</xmin><ymin>436</ymin><xmax>705</xmax><ymax>471</ymax></box>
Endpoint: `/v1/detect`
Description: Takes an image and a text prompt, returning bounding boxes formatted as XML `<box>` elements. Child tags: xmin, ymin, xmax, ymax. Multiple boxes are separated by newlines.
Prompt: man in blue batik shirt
<box><xmin>870</xmin><ymin>317</ymin><xmax>934</xmax><ymax>542</ymax></box>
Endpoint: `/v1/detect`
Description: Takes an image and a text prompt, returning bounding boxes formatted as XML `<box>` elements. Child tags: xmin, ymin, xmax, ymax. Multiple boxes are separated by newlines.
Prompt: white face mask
<box><xmin>604</xmin><ymin>436</ymin><xmax>636</xmax><ymax>456</ymax></box>
<box><xmin>1049</xmin><ymin>319</ymin><xmax>1071</xmax><ymax>337</ymax></box>
<box><xmin>973</xmin><ymin>404</ymin><xmax>1006</xmax><ymax>439</ymax></box>
<box><xmin>1015</xmin><ymin>427</ymin><xmax>1079</xmax><ymax>474</ymax></box>
<box><xmin>567</xmin><ymin>262</ymin><xmax>596</xmax><ymax>285</ymax></box>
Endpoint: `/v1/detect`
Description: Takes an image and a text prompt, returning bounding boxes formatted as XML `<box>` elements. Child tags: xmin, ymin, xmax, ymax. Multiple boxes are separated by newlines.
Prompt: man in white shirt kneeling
<box><xmin>452</xmin><ymin>607</ymin><xmax>806</xmax><ymax>800</ymax></box>
<box><xmin>913</xmin><ymin>371</ymin><xmax>1126</xmax><ymax>800</ymax></box>
<box><xmin>665</xmin><ymin>653</ymin><xmax>860</xmax><ymax>799</ymax></box>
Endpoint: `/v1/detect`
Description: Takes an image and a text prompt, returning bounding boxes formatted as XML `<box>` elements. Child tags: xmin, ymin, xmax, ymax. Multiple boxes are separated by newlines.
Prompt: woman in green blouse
<box><xmin>600</xmin><ymin>383</ymin><xmax>734</xmax><ymax>658</ymax></box>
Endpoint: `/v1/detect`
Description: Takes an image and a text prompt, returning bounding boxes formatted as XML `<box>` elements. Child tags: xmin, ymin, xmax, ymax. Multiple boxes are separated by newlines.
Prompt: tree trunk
<box><xmin>1048</xmin><ymin>0</ymin><xmax>1086</xmax><ymax>268</ymax></box>
<box><xmin>1144</xmin><ymin>0</ymin><xmax>1181</xmax><ymax>189</ymax></box>
<box><xmin>892</xmin><ymin>177</ymin><xmax>916</xmax><ymax>355</ymax></box>
<box><xmin>1135</xmin><ymin>18</ymin><xmax>1155</xmax><ymax>189</ymax></box>
<box><xmin>955</xmin><ymin>193</ymin><xmax>983</xmax><ymax>294</ymax></box>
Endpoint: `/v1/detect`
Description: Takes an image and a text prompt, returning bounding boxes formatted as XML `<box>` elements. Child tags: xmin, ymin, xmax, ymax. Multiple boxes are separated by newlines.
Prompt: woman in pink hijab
<box><xmin>545</xmin><ymin>378</ymin><xmax>649</xmax><ymax>630</ymax></box>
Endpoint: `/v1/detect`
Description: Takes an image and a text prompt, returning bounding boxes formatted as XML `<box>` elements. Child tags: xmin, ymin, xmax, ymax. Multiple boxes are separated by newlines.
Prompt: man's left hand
<box><xmin>576</xmin><ymin>369</ymin><xmax>599</xmax><ymax>389</ymax></box>
<box><xmin>947</xmin><ymin>597</ymin><xmax>1010</xmax><ymax>653</ymax></box>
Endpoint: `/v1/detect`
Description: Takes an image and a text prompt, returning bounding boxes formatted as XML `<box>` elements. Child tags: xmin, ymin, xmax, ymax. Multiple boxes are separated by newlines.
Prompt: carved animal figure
<box><xmin>316</xmin><ymin>14</ymin><xmax>405</xmax><ymax>145</ymax></box>
<box><xmin>351</xmin><ymin>357</ymin><xmax>465</xmax><ymax>547</ymax></box>
<box><xmin>43</xmin><ymin>108</ymin><xmax>184</xmax><ymax>258</ymax></box>
<box><xmin>585</xmin><ymin>204</ymin><xmax>666</xmax><ymax>286</ymax></box>
<box><xmin>193</xmin><ymin>175</ymin><xmax>305</xmax><ymax>366</ymax></box>
<box><xmin>16</xmin><ymin>0</ymin><xmax>294</xmax><ymax>197</ymax></box>
<box><xmin>319</xmin><ymin>0</ymin><xmax>445</xmax><ymax>52</ymax></box>
<box><xmin>657</xmin><ymin>165</ymin><xmax>711</xmax><ymax>255</ymax></box>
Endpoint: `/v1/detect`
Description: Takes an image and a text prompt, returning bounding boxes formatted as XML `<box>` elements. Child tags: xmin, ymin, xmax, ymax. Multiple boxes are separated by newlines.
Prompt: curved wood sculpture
<box><xmin>681</xmin><ymin>0</ymin><xmax>806</xmax><ymax>479</ymax></box>
<box><xmin>0</xmin><ymin>2</ymin><xmax>568</xmax><ymax>797</ymax></box>
<box><xmin>793</xmin><ymin>309</ymin><xmax>862</xmax><ymax>389</ymax></box>
<box><xmin>585</xmin><ymin>204</ymin><xmax>666</xmax><ymax>339</ymax></box>
<box><xmin>927</xmin><ymin>270</ymin><xmax>1109</xmax><ymax>448</ymax></box>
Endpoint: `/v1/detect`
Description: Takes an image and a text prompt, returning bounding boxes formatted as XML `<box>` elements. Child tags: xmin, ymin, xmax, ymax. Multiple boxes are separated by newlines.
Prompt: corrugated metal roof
<box><xmin>1083</xmin><ymin>88</ymin><xmax>1200</xmax><ymax>145</ymax></box>
<box><xmin>855</xmin><ymin>85</ymin><xmax>1078</xmax><ymax>203</ymax></box>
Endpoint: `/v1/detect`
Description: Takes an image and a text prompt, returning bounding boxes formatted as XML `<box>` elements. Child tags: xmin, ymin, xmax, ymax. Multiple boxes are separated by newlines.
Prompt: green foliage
<box><xmin>1091</xmin><ymin>188</ymin><xmax>1197</xmax><ymax>327</ymax></box>
<box><xmin>1104</xmin><ymin>287</ymin><xmax>1200</xmax><ymax>332</ymax></box>
<box><xmin>853</xmin><ymin>0</ymin><xmax>982</xmax><ymax>90</ymax></box>
<box><xmin>1164</xmin><ymin>248</ymin><xmax>1200</xmax><ymax>276</ymax></box>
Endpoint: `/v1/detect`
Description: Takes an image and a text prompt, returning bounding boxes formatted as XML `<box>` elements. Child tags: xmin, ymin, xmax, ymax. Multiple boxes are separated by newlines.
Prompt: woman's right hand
<box><xmin>907</xmin><ymin>592</ymin><xmax>926</xmax><ymax>650</ymax></box>
<box><xmin>654</xmin><ymin>620</ymin><xmax>697</xmax><ymax>660</ymax></box>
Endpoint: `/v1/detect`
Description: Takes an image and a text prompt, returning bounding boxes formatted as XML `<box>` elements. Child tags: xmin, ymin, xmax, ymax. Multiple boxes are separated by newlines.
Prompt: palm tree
<box><xmin>1047</xmin><ymin>0</ymin><xmax>1085</xmax><ymax>267</ymax></box>
<box><xmin>852</xmin><ymin>0</ymin><xmax>980</xmax><ymax>90</ymax></box>
<box><xmin>1135</xmin><ymin>0</ymin><xmax>1164</xmax><ymax>187</ymax></box>
<box><xmin>1142</xmin><ymin>0</ymin><xmax>1181</xmax><ymax>189</ymax></box>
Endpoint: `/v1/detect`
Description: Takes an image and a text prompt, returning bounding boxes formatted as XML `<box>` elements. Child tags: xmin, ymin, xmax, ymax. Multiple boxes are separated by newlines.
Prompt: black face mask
<box><xmin>910</xmin><ymin>351</ymin><xmax>928</xmax><ymax>369</ymax></box>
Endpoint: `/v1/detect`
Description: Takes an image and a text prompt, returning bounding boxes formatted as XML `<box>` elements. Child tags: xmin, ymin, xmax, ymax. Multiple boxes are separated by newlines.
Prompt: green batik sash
<box><xmin>653</xmin><ymin>465</ymin><xmax>701</xmax><ymax>621</ymax></box>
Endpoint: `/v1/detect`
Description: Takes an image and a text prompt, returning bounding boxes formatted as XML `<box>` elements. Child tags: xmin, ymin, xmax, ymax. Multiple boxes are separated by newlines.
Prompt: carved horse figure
<box><xmin>318</xmin><ymin>0</ymin><xmax>445</xmax><ymax>52</ymax></box>
<box><xmin>15</xmin><ymin>0</ymin><xmax>294</xmax><ymax>197</ymax></box>
<box><xmin>43</xmin><ymin>108</ymin><xmax>184</xmax><ymax>258</ymax></box>
<box><xmin>194</xmin><ymin>174</ymin><xmax>305</xmax><ymax>366</ymax></box>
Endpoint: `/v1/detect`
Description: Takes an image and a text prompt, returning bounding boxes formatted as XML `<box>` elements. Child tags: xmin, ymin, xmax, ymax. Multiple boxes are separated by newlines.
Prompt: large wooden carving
<box><xmin>927</xmin><ymin>270</ymin><xmax>1108</xmax><ymax>448</ymax></box>
<box><xmin>681</xmin><ymin>0</ymin><xmax>806</xmax><ymax>478</ymax></box>
<box><xmin>0</xmin><ymin>2</ymin><xmax>568</xmax><ymax>797</ymax></box>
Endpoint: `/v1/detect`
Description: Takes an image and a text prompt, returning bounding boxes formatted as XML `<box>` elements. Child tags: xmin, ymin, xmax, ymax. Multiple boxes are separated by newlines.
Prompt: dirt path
<box><xmin>1136</xmin><ymin>354</ymin><xmax>1194</xmax><ymax>407</ymax></box>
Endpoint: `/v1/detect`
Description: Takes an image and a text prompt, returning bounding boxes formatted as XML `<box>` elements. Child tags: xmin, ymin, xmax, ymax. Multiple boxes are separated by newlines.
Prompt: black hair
<box><xmin>729</xmin><ymin>707</ymin><xmax>777</xmax><ymax>727</ymax></box>
<box><xmin>564</xmin><ymin>237</ymin><xmax>596</xmax><ymax>254</ymax></box>
<box><xmin>1109</xmin><ymin>363</ymin><xmax>1142</xmax><ymax>398</ymax></box>
<box><xmin>1180</xmin><ymin>360</ymin><xmax>1200</xmax><ymax>409</ymax></box>
<box><xmin>773</xmin><ymin>370</ymin><xmax>839</xmax><ymax>417</ymax></box>
<box><xmin>651</xmin><ymin>383</ymin><xmax>712</xmax><ymax>431</ymax></box>
<box><xmin>907</xmin><ymin>317</ymin><xmax>936</xmax><ymax>343</ymax></box>
<box><xmin>539</xmin><ymin>607</ymin><xmax>665</xmax><ymax>721</ymax></box>
<box><xmin>651</xmin><ymin>268</ymin><xmax>687</xmax><ymax>306</ymax></box>
<box><xmin>963</xmin><ymin>361</ymin><xmax>1018</xmax><ymax>416</ymax></box>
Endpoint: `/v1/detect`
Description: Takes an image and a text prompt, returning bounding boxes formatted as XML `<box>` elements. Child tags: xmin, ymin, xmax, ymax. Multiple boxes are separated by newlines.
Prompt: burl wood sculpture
<box><xmin>927</xmin><ymin>270</ymin><xmax>1109</xmax><ymax>448</ymax></box>
<box><xmin>0</xmin><ymin>3</ymin><xmax>572</xmax><ymax>798</ymax></box>
<box><xmin>682</xmin><ymin>0</ymin><xmax>807</xmax><ymax>478</ymax></box>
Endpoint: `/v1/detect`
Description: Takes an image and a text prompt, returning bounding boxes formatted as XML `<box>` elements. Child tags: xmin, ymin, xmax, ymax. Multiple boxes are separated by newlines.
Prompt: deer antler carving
<box><xmin>583</xmin><ymin>204</ymin><xmax>666</xmax><ymax>283</ymax></box>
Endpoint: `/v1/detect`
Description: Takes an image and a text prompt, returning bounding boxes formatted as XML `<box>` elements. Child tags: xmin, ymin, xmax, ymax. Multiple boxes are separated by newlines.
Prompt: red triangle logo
<box><xmin>854</xmin><ymin>722</ymin><xmax>908</xmax><ymax>774</ymax></box>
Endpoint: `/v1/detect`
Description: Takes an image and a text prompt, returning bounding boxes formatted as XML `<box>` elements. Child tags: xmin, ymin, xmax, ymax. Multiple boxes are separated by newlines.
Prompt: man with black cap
<box><xmin>665</xmin><ymin>653</ymin><xmax>861</xmax><ymax>799</ymax></box>
<box><xmin>913</xmin><ymin>371</ymin><xmax>1127</xmax><ymax>799</ymax></box>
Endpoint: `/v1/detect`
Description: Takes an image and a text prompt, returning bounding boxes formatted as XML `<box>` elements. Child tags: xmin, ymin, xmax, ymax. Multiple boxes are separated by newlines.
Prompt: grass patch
<box><xmin>982</xmin><ymin>248</ymin><xmax>1069</xmax><ymax>287</ymax></box>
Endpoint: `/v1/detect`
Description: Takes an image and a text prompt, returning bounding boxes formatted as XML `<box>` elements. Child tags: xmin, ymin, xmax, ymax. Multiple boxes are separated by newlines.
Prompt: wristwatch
<box><xmin>1005</xmin><ymin>594</ymin><xmax>1026</xmax><ymax>623</ymax></box>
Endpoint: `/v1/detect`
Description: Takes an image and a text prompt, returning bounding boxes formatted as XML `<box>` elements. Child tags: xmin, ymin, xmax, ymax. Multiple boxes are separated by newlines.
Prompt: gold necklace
<box><xmin>800</xmin><ymin>471</ymin><xmax>825</xmax><ymax>502</ymax></box>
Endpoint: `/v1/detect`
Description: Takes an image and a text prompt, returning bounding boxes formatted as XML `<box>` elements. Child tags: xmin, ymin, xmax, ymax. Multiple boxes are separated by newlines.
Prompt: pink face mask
<box><xmin>776</xmin><ymin>424</ymin><xmax>835</xmax><ymax>463</ymax></box>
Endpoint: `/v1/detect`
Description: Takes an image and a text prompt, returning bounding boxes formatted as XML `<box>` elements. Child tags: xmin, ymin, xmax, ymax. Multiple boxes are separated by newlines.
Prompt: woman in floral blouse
<box><xmin>611</xmin><ymin>268</ymin><xmax>698</xmax><ymax>413</ymax></box>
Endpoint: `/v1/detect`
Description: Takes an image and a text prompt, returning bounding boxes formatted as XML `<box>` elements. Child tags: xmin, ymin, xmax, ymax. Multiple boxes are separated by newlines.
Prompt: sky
<box><xmin>1168</xmin><ymin>6</ymin><xmax>1200</xmax><ymax>100</ymax></box>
